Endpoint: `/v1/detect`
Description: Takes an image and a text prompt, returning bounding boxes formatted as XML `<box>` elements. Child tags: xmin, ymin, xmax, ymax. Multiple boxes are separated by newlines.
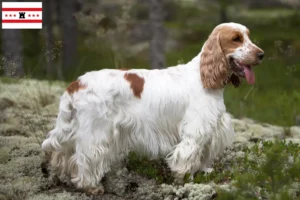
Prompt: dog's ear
<box><xmin>200</xmin><ymin>32</ymin><xmax>228</xmax><ymax>89</ymax></box>
<box><xmin>230</xmin><ymin>74</ymin><xmax>241</xmax><ymax>88</ymax></box>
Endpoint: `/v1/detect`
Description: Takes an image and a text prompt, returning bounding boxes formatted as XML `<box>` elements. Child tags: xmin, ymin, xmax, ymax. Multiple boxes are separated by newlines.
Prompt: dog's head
<box><xmin>200</xmin><ymin>22</ymin><xmax>264</xmax><ymax>89</ymax></box>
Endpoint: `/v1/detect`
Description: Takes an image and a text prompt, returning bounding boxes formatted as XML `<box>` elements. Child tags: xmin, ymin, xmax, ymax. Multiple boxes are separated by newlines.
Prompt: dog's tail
<box><xmin>42</xmin><ymin>90</ymin><xmax>76</xmax><ymax>152</ymax></box>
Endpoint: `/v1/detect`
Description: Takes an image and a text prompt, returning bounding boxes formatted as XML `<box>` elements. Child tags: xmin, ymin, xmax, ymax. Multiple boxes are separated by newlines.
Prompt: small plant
<box><xmin>126</xmin><ymin>152</ymin><xmax>173</xmax><ymax>184</ymax></box>
<box><xmin>217</xmin><ymin>140</ymin><xmax>300</xmax><ymax>200</ymax></box>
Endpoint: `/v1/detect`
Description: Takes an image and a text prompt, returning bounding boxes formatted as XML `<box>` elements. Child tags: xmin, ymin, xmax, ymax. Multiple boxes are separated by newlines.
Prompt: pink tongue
<box><xmin>243</xmin><ymin>66</ymin><xmax>255</xmax><ymax>84</ymax></box>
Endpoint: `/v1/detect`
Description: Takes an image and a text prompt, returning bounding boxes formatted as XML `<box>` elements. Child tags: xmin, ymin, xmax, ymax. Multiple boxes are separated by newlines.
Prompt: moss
<box><xmin>0</xmin><ymin>176</ymin><xmax>42</xmax><ymax>200</ymax></box>
<box><xmin>0</xmin><ymin>147</ymin><xmax>10</xmax><ymax>164</ymax></box>
<box><xmin>28</xmin><ymin>192</ymin><xmax>89</xmax><ymax>200</ymax></box>
<box><xmin>9</xmin><ymin>143</ymin><xmax>42</xmax><ymax>158</ymax></box>
<box><xmin>0</xmin><ymin>124</ymin><xmax>30</xmax><ymax>137</ymax></box>
<box><xmin>126</xmin><ymin>152</ymin><xmax>173</xmax><ymax>184</ymax></box>
<box><xmin>160</xmin><ymin>183</ymin><xmax>216</xmax><ymax>199</ymax></box>
<box><xmin>0</xmin><ymin>136</ymin><xmax>38</xmax><ymax>149</ymax></box>
<box><xmin>0</xmin><ymin>156</ymin><xmax>43</xmax><ymax>181</ymax></box>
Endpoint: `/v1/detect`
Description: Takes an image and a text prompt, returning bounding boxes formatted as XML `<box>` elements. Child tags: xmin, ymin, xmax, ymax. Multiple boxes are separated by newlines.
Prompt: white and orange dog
<box><xmin>42</xmin><ymin>22</ymin><xmax>264</xmax><ymax>195</ymax></box>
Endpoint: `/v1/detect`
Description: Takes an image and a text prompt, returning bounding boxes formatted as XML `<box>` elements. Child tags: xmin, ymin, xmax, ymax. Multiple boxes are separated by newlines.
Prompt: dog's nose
<box><xmin>257</xmin><ymin>52</ymin><xmax>264</xmax><ymax>61</ymax></box>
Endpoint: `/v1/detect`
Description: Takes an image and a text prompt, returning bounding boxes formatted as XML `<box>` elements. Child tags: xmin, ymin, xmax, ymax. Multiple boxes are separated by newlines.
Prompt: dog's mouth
<box><xmin>229</xmin><ymin>58</ymin><xmax>255</xmax><ymax>84</ymax></box>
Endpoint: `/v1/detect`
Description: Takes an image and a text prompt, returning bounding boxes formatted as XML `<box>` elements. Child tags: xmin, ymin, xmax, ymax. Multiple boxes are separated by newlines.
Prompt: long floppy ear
<box><xmin>230</xmin><ymin>74</ymin><xmax>241</xmax><ymax>88</ymax></box>
<box><xmin>200</xmin><ymin>32</ymin><xmax>228</xmax><ymax>89</ymax></box>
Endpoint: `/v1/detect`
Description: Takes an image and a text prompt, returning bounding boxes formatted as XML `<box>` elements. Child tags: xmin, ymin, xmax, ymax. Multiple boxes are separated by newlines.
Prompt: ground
<box><xmin>0</xmin><ymin>77</ymin><xmax>299</xmax><ymax>200</ymax></box>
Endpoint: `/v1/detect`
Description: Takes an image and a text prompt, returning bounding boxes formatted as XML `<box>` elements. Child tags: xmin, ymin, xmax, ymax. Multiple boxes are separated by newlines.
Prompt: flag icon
<box><xmin>2</xmin><ymin>2</ymin><xmax>42</xmax><ymax>29</ymax></box>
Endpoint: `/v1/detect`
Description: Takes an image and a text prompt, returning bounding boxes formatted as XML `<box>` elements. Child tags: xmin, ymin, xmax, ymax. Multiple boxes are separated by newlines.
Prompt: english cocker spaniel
<box><xmin>42</xmin><ymin>22</ymin><xmax>264</xmax><ymax>195</ymax></box>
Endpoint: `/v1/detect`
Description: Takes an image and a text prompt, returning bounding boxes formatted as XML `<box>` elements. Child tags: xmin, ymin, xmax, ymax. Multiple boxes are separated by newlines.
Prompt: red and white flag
<box><xmin>2</xmin><ymin>2</ymin><xmax>42</xmax><ymax>29</ymax></box>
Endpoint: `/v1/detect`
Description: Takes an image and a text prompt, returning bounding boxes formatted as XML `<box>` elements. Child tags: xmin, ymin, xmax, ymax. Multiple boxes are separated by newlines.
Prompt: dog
<box><xmin>42</xmin><ymin>22</ymin><xmax>264</xmax><ymax>195</ymax></box>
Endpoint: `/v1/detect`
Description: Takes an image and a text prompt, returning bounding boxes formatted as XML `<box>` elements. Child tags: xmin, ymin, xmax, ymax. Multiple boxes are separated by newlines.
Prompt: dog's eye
<box><xmin>232</xmin><ymin>36</ymin><xmax>242</xmax><ymax>42</ymax></box>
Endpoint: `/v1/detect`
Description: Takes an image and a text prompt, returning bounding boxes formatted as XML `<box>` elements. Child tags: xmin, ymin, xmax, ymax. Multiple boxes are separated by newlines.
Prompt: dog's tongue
<box><xmin>243</xmin><ymin>66</ymin><xmax>255</xmax><ymax>84</ymax></box>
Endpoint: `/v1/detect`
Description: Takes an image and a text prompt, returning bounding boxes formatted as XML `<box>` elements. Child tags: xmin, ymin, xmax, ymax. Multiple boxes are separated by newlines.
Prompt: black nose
<box><xmin>257</xmin><ymin>52</ymin><xmax>264</xmax><ymax>61</ymax></box>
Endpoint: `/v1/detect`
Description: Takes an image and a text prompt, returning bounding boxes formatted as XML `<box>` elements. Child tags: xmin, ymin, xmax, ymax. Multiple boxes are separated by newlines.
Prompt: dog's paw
<box><xmin>173</xmin><ymin>172</ymin><xmax>185</xmax><ymax>185</ymax></box>
<box><xmin>41</xmin><ymin>139</ymin><xmax>53</xmax><ymax>151</ymax></box>
<box><xmin>188</xmin><ymin>174</ymin><xmax>194</xmax><ymax>182</ymax></box>
<box><xmin>85</xmin><ymin>184</ymin><xmax>105</xmax><ymax>196</ymax></box>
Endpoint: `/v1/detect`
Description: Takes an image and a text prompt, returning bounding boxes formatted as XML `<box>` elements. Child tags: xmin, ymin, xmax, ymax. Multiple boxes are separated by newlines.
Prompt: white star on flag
<box><xmin>2</xmin><ymin>2</ymin><xmax>42</xmax><ymax>29</ymax></box>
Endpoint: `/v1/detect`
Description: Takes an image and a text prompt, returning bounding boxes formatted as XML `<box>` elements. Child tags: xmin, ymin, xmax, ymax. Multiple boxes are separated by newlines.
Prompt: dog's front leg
<box><xmin>166</xmin><ymin>117</ymin><xmax>213</xmax><ymax>184</ymax></box>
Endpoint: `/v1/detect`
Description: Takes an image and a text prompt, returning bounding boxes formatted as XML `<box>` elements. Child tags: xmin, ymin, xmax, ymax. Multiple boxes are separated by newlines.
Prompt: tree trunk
<box><xmin>1</xmin><ymin>0</ymin><xmax>24</xmax><ymax>78</ymax></box>
<box><xmin>2</xmin><ymin>30</ymin><xmax>24</xmax><ymax>78</ymax></box>
<box><xmin>149</xmin><ymin>0</ymin><xmax>166</xmax><ymax>69</ymax></box>
<box><xmin>60</xmin><ymin>0</ymin><xmax>78</xmax><ymax>80</ymax></box>
<box><xmin>43</xmin><ymin>0</ymin><xmax>55</xmax><ymax>79</ymax></box>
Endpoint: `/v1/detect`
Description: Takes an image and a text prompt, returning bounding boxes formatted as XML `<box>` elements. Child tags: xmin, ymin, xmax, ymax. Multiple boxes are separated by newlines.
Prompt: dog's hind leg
<box><xmin>42</xmin><ymin>92</ymin><xmax>77</xmax><ymax>181</ymax></box>
<box><xmin>70</xmin><ymin>110</ymin><xmax>118</xmax><ymax>195</ymax></box>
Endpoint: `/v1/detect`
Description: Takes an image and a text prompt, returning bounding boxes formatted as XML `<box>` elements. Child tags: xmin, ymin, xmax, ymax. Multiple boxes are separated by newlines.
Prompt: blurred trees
<box><xmin>60</xmin><ymin>0</ymin><xmax>78</xmax><ymax>80</ymax></box>
<box><xmin>1</xmin><ymin>0</ymin><xmax>24</xmax><ymax>78</ymax></box>
<box><xmin>1</xmin><ymin>0</ymin><xmax>168</xmax><ymax>78</ymax></box>
<box><xmin>149</xmin><ymin>0</ymin><xmax>166</xmax><ymax>69</ymax></box>
<box><xmin>219</xmin><ymin>2</ymin><xmax>228</xmax><ymax>23</ymax></box>
<box><xmin>210</xmin><ymin>0</ymin><xmax>238</xmax><ymax>23</ymax></box>
<box><xmin>2</xmin><ymin>30</ymin><xmax>24</xmax><ymax>77</ymax></box>
<box><xmin>43</xmin><ymin>0</ymin><xmax>55</xmax><ymax>79</ymax></box>
<box><xmin>0</xmin><ymin>0</ymin><xmax>299</xmax><ymax>80</ymax></box>
<box><xmin>279</xmin><ymin>0</ymin><xmax>300</xmax><ymax>11</ymax></box>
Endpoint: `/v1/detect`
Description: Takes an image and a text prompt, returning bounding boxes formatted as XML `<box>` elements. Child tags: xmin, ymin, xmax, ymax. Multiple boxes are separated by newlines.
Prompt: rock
<box><xmin>285</xmin><ymin>138</ymin><xmax>300</xmax><ymax>144</ymax></box>
<box><xmin>290</xmin><ymin>126</ymin><xmax>300</xmax><ymax>139</ymax></box>
<box><xmin>232</xmin><ymin>118</ymin><xmax>247</xmax><ymax>132</ymax></box>
<box><xmin>246</xmin><ymin>123</ymin><xmax>285</xmax><ymax>140</ymax></box>
<box><xmin>233</xmin><ymin>118</ymin><xmax>285</xmax><ymax>141</ymax></box>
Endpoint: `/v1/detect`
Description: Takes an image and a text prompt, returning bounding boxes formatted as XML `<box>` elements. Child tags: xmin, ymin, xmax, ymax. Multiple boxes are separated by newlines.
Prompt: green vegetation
<box><xmin>127</xmin><ymin>141</ymin><xmax>300</xmax><ymax>200</ymax></box>
<box><xmin>126</xmin><ymin>152</ymin><xmax>173</xmax><ymax>184</ymax></box>
<box><xmin>216</xmin><ymin>141</ymin><xmax>300</xmax><ymax>199</ymax></box>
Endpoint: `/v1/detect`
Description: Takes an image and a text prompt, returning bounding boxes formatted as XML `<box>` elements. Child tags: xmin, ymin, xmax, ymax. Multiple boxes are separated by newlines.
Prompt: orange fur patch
<box><xmin>124</xmin><ymin>73</ymin><xmax>145</xmax><ymax>98</ymax></box>
<box><xmin>66</xmin><ymin>80</ymin><xmax>86</xmax><ymax>94</ymax></box>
